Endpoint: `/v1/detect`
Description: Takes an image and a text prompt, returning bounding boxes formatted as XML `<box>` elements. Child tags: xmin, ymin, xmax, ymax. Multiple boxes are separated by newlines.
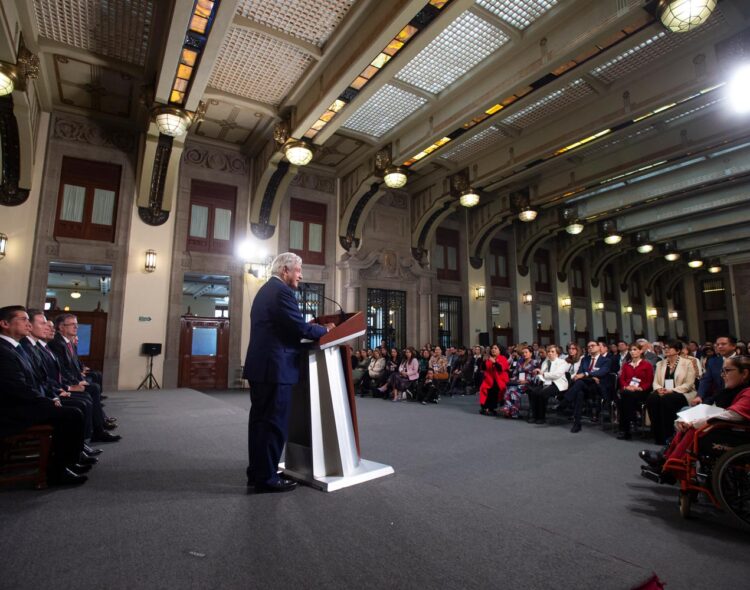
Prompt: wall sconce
<box><xmin>561</xmin><ymin>296</ymin><xmax>572</xmax><ymax>309</ymax></box>
<box><xmin>594</xmin><ymin>301</ymin><xmax>605</xmax><ymax>311</ymax></box>
<box><xmin>474</xmin><ymin>286</ymin><xmax>486</xmax><ymax>300</ymax></box>
<box><xmin>647</xmin><ymin>308</ymin><xmax>658</xmax><ymax>318</ymax></box>
<box><xmin>145</xmin><ymin>249</ymin><xmax>157</xmax><ymax>272</ymax></box>
<box><xmin>522</xmin><ymin>291</ymin><xmax>533</xmax><ymax>305</ymax></box>
<box><xmin>624</xmin><ymin>305</ymin><xmax>633</xmax><ymax>314</ymax></box>
<box><xmin>0</xmin><ymin>233</ymin><xmax>6</xmax><ymax>259</ymax></box>
<box><xmin>669</xmin><ymin>310</ymin><xmax>679</xmax><ymax>319</ymax></box>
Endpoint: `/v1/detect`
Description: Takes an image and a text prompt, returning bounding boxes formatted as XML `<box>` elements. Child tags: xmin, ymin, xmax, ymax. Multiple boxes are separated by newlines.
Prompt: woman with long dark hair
<box><xmin>381</xmin><ymin>347</ymin><xmax>420</xmax><ymax>401</ymax></box>
<box><xmin>479</xmin><ymin>344</ymin><xmax>509</xmax><ymax>416</ymax></box>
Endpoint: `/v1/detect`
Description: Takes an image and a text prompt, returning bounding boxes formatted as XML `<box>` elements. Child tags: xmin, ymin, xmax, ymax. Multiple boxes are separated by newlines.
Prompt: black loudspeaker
<box><xmin>478</xmin><ymin>332</ymin><xmax>490</xmax><ymax>346</ymax></box>
<box><xmin>141</xmin><ymin>343</ymin><xmax>162</xmax><ymax>356</ymax></box>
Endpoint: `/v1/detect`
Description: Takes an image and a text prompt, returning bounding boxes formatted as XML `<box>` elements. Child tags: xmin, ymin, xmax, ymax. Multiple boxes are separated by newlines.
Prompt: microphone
<box><xmin>320</xmin><ymin>294</ymin><xmax>346</xmax><ymax>323</ymax></box>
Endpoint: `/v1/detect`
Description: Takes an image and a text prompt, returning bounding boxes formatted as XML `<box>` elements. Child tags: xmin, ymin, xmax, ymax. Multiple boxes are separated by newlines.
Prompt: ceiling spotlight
<box><xmin>657</xmin><ymin>0</ymin><xmax>717</xmax><ymax>34</ymax></box>
<box><xmin>637</xmin><ymin>244</ymin><xmax>654</xmax><ymax>254</ymax></box>
<box><xmin>729</xmin><ymin>63</ymin><xmax>750</xmax><ymax>114</ymax></box>
<box><xmin>383</xmin><ymin>166</ymin><xmax>408</xmax><ymax>189</ymax></box>
<box><xmin>153</xmin><ymin>105</ymin><xmax>192</xmax><ymax>137</ymax></box>
<box><xmin>566</xmin><ymin>221</ymin><xmax>584</xmax><ymax>235</ymax></box>
<box><xmin>283</xmin><ymin>139</ymin><xmax>314</xmax><ymax>166</ymax></box>
<box><xmin>518</xmin><ymin>206</ymin><xmax>538</xmax><ymax>222</ymax></box>
<box><xmin>0</xmin><ymin>62</ymin><xmax>17</xmax><ymax>96</ymax></box>
<box><xmin>687</xmin><ymin>250</ymin><xmax>703</xmax><ymax>268</ymax></box>
<box><xmin>459</xmin><ymin>189</ymin><xmax>480</xmax><ymax>208</ymax></box>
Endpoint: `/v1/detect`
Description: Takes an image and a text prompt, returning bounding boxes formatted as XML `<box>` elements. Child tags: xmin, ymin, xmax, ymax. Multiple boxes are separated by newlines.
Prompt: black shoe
<box><xmin>83</xmin><ymin>444</ymin><xmax>103</xmax><ymax>455</ymax></box>
<box><xmin>69</xmin><ymin>463</ymin><xmax>93</xmax><ymax>475</ymax></box>
<box><xmin>616</xmin><ymin>431</ymin><xmax>632</xmax><ymax>441</ymax></box>
<box><xmin>570</xmin><ymin>423</ymin><xmax>582</xmax><ymax>433</ymax></box>
<box><xmin>78</xmin><ymin>453</ymin><xmax>98</xmax><ymax>465</ymax></box>
<box><xmin>639</xmin><ymin>449</ymin><xmax>664</xmax><ymax>467</ymax></box>
<box><xmin>50</xmin><ymin>468</ymin><xmax>88</xmax><ymax>486</ymax></box>
<box><xmin>253</xmin><ymin>479</ymin><xmax>298</xmax><ymax>493</ymax></box>
<box><xmin>91</xmin><ymin>431</ymin><xmax>121</xmax><ymax>443</ymax></box>
<box><xmin>103</xmin><ymin>422</ymin><xmax>118</xmax><ymax>431</ymax></box>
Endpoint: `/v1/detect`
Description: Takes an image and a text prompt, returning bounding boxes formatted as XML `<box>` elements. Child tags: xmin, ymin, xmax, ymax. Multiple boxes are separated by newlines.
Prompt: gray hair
<box><xmin>271</xmin><ymin>252</ymin><xmax>302</xmax><ymax>277</ymax></box>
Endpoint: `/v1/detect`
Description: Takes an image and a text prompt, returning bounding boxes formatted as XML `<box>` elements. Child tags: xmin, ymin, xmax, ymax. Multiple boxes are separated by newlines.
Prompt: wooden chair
<box><xmin>0</xmin><ymin>425</ymin><xmax>53</xmax><ymax>490</ymax></box>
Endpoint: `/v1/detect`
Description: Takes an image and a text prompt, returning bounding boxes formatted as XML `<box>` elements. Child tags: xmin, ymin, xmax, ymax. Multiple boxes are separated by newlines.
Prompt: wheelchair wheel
<box><xmin>679</xmin><ymin>491</ymin><xmax>693</xmax><ymax>519</ymax></box>
<box><xmin>712</xmin><ymin>443</ymin><xmax>750</xmax><ymax>528</ymax></box>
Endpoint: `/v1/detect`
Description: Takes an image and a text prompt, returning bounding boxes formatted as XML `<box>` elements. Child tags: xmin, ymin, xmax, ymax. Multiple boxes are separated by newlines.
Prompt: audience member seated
<box><xmin>359</xmin><ymin>348</ymin><xmax>385</xmax><ymax>396</ymax></box>
<box><xmin>418</xmin><ymin>369</ymin><xmax>439</xmax><ymax>405</ymax></box>
<box><xmin>640</xmin><ymin>355</ymin><xmax>750</xmax><ymax>482</ymax></box>
<box><xmin>379</xmin><ymin>347</ymin><xmax>419</xmax><ymax>401</ymax></box>
<box><xmin>418</xmin><ymin>348</ymin><xmax>430</xmax><ymax>378</ymax></box>
<box><xmin>558</xmin><ymin>340</ymin><xmax>613</xmax><ymax>434</ymax></box>
<box><xmin>645</xmin><ymin>340</ymin><xmax>696</xmax><ymax>445</ymax></box>
<box><xmin>0</xmin><ymin>305</ymin><xmax>88</xmax><ymax>486</ymax></box>
<box><xmin>429</xmin><ymin>346</ymin><xmax>449</xmax><ymax>387</ymax></box>
<box><xmin>351</xmin><ymin>350</ymin><xmax>370</xmax><ymax>387</ymax></box>
<box><xmin>615</xmin><ymin>342</ymin><xmax>654</xmax><ymax>440</ymax></box>
<box><xmin>695</xmin><ymin>335</ymin><xmax>736</xmax><ymax>406</ymax></box>
<box><xmin>465</xmin><ymin>345</ymin><xmax>485</xmax><ymax>394</ymax></box>
<box><xmin>478</xmin><ymin>344</ymin><xmax>509</xmax><ymax>416</ymax></box>
<box><xmin>526</xmin><ymin>345</ymin><xmax>569</xmax><ymax>424</ymax></box>
<box><xmin>505</xmin><ymin>346</ymin><xmax>538</xmax><ymax>418</ymax></box>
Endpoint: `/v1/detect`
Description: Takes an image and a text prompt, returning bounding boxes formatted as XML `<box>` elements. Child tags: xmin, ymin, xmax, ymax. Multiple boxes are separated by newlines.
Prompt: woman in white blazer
<box><xmin>527</xmin><ymin>345</ymin><xmax>569</xmax><ymax>423</ymax></box>
<box><xmin>645</xmin><ymin>340</ymin><xmax>696</xmax><ymax>444</ymax></box>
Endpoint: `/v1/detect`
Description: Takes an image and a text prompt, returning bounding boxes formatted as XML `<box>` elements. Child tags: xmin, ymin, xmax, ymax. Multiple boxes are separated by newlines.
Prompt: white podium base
<box><xmin>281</xmin><ymin>459</ymin><xmax>394</xmax><ymax>492</ymax></box>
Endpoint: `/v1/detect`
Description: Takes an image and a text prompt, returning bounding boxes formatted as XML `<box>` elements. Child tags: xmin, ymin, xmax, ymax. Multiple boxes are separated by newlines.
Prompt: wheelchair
<box><xmin>644</xmin><ymin>420</ymin><xmax>750</xmax><ymax>527</ymax></box>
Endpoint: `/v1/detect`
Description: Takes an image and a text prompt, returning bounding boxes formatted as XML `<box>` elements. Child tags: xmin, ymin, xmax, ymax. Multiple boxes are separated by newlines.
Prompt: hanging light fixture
<box><xmin>0</xmin><ymin>62</ymin><xmax>17</xmax><ymax>96</ymax></box>
<box><xmin>566</xmin><ymin>221</ymin><xmax>584</xmax><ymax>235</ymax></box>
<box><xmin>687</xmin><ymin>250</ymin><xmax>703</xmax><ymax>268</ymax></box>
<box><xmin>637</xmin><ymin>243</ymin><xmax>654</xmax><ymax>253</ymax></box>
<box><xmin>383</xmin><ymin>166</ymin><xmax>408</xmax><ymax>189</ymax></box>
<box><xmin>283</xmin><ymin>139</ymin><xmax>314</xmax><ymax>166</ymax></box>
<box><xmin>663</xmin><ymin>242</ymin><xmax>680</xmax><ymax>261</ymax></box>
<box><xmin>459</xmin><ymin>189</ymin><xmax>480</xmax><ymax>208</ymax></box>
<box><xmin>560</xmin><ymin>207</ymin><xmax>583</xmax><ymax>234</ymax></box>
<box><xmin>518</xmin><ymin>205</ymin><xmax>538</xmax><ymax>222</ymax></box>
<box><xmin>657</xmin><ymin>0</ymin><xmax>717</xmax><ymax>34</ymax></box>
<box><xmin>707</xmin><ymin>260</ymin><xmax>722</xmax><ymax>274</ymax></box>
<box><xmin>153</xmin><ymin>105</ymin><xmax>192</xmax><ymax>137</ymax></box>
<box><xmin>145</xmin><ymin>249</ymin><xmax>157</xmax><ymax>273</ymax></box>
<box><xmin>602</xmin><ymin>220</ymin><xmax>622</xmax><ymax>245</ymax></box>
<box><xmin>70</xmin><ymin>283</ymin><xmax>81</xmax><ymax>300</ymax></box>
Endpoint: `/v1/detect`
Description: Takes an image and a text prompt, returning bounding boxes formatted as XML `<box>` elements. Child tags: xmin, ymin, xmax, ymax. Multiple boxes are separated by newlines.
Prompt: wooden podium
<box><xmin>283</xmin><ymin>311</ymin><xmax>394</xmax><ymax>491</ymax></box>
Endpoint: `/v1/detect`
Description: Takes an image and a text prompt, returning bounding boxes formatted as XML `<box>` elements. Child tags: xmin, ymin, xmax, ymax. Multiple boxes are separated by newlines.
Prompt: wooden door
<box><xmin>492</xmin><ymin>327</ymin><xmax>514</xmax><ymax>347</ymax></box>
<box><xmin>178</xmin><ymin>316</ymin><xmax>229</xmax><ymax>389</ymax></box>
<box><xmin>71</xmin><ymin>310</ymin><xmax>107</xmax><ymax>372</ymax></box>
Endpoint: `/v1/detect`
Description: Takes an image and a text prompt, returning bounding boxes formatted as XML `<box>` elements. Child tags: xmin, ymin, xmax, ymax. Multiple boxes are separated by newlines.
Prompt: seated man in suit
<box><xmin>243</xmin><ymin>252</ymin><xmax>335</xmax><ymax>493</ymax></box>
<box><xmin>0</xmin><ymin>305</ymin><xmax>88</xmax><ymax>485</ymax></box>
<box><xmin>695</xmin><ymin>334</ymin><xmax>737</xmax><ymax>406</ymax></box>
<box><xmin>559</xmin><ymin>340</ymin><xmax>613</xmax><ymax>433</ymax></box>
<box><xmin>48</xmin><ymin>314</ymin><xmax>120</xmax><ymax>443</ymax></box>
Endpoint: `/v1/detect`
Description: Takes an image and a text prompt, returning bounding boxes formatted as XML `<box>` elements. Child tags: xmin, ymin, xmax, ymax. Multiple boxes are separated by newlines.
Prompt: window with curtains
<box><xmin>434</xmin><ymin>227</ymin><xmax>460</xmax><ymax>281</ymax></box>
<box><xmin>571</xmin><ymin>257</ymin><xmax>585</xmax><ymax>297</ymax></box>
<box><xmin>289</xmin><ymin>198</ymin><xmax>326</xmax><ymax>265</ymax></box>
<box><xmin>533</xmin><ymin>248</ymin><xmax>551</xmax><ymax>293</ymax></box>
<box><xmin>488</xmin><ymin>239</ymin><xmax>509</xmax><ymax>287</ymax></box>
<box><xmin>54</xmin><ymin>157</ymin><xmax>121</xmax><ymax>242</ymax></box>
<box><xmin>187</xmin><ymin>180</ymin><xmax>236</xmax><ymax>254</ymax></box>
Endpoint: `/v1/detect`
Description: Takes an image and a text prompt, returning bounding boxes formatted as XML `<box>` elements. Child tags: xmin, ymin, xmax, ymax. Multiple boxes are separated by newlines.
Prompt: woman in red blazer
<box><xmin>479</xmin><ymin>344</ymin><xmax>509</xmax><ymax>415</ymax></box>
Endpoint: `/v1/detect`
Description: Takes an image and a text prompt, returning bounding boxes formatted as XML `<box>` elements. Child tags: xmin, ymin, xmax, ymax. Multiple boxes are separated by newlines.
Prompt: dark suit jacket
<box><xmin>576</xmin><ymin>353</ymin><xmax>613</xmax><ymax>379</ymax></box>
<box><xmin>698</xmin><ymin>354</ymin><xmax>724</xmax><ymax>403</ymax></box>
<box><xmin>20</xmin><ymin>338</ymin><xmax>60</xmax><ymax>400</ymax></box>
<box><xmin>0</xmin><ymin>338</ymin><xmax>57</xmax><ymax>436</ymax></box>
<box><xmin>243</xmin><ymin>276</ymin><xmax>328</xmax><ymax>384</ymax></box>
<box><xmin>48</xmin><ymin>333</ymin><xmax>82</xmax><ymax>386</ymax></box>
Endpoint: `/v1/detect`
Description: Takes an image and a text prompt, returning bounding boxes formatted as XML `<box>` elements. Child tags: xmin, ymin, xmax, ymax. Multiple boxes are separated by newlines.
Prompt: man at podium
<box><xmin>243</xmin><ymin>252</ymin><xmax>334</xmax><ymax>493</ymax></box>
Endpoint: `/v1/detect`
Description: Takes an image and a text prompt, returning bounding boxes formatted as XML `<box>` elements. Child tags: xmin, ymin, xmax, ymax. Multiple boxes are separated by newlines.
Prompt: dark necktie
<box><xmin>589</xmin><ymin>356</ymin><xmax>596</xmax><ymax>372</ymax></box>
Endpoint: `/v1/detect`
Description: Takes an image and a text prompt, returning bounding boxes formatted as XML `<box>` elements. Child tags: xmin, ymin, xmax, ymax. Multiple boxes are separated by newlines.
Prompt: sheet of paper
<box><xmin>676</xmin><ymin>404</ymin><xmax>725</xmax><ymax>423</ymax></box>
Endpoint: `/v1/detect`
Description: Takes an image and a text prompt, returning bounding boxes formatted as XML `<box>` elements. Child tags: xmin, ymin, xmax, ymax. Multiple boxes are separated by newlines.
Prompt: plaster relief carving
<box><xmin>182</xmin><ymin>145</ymin><xmax>249</xmax><ymax>176</ymax></box>
<box><xmin>290</xmin><ymin>171</ymin><xmax>335</xmax><ymax>194</ymax></box>
<box><xmin>52</xmin><ymin>114</ymin><xmax>136</xmax><ymax>152</ymax></box>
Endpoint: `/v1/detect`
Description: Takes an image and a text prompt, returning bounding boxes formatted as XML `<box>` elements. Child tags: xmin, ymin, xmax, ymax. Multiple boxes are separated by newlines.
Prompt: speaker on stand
<box><xmin>138</xmin><ymin>343</ymin><xmax>162</xmax><ymax>390</ymax></box>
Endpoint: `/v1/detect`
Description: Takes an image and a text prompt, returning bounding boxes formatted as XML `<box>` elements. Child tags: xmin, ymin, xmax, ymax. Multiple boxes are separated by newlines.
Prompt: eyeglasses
<box><xmin>62</xmin><ymin>323</ymin><xmax>78</xmax><ymax>327</ymax></box>
<box><xmin>721</xmin><ymin>368</ymin><xmax>738</xmax><ymax>375</ymax></box>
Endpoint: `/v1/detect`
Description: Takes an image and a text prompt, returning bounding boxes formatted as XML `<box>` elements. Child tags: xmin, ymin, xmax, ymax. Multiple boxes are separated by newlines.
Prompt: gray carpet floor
<box><xmin>1</xmin><ymin>388</ymin><xmax>748</xmax><ymax>590</ymax></box>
